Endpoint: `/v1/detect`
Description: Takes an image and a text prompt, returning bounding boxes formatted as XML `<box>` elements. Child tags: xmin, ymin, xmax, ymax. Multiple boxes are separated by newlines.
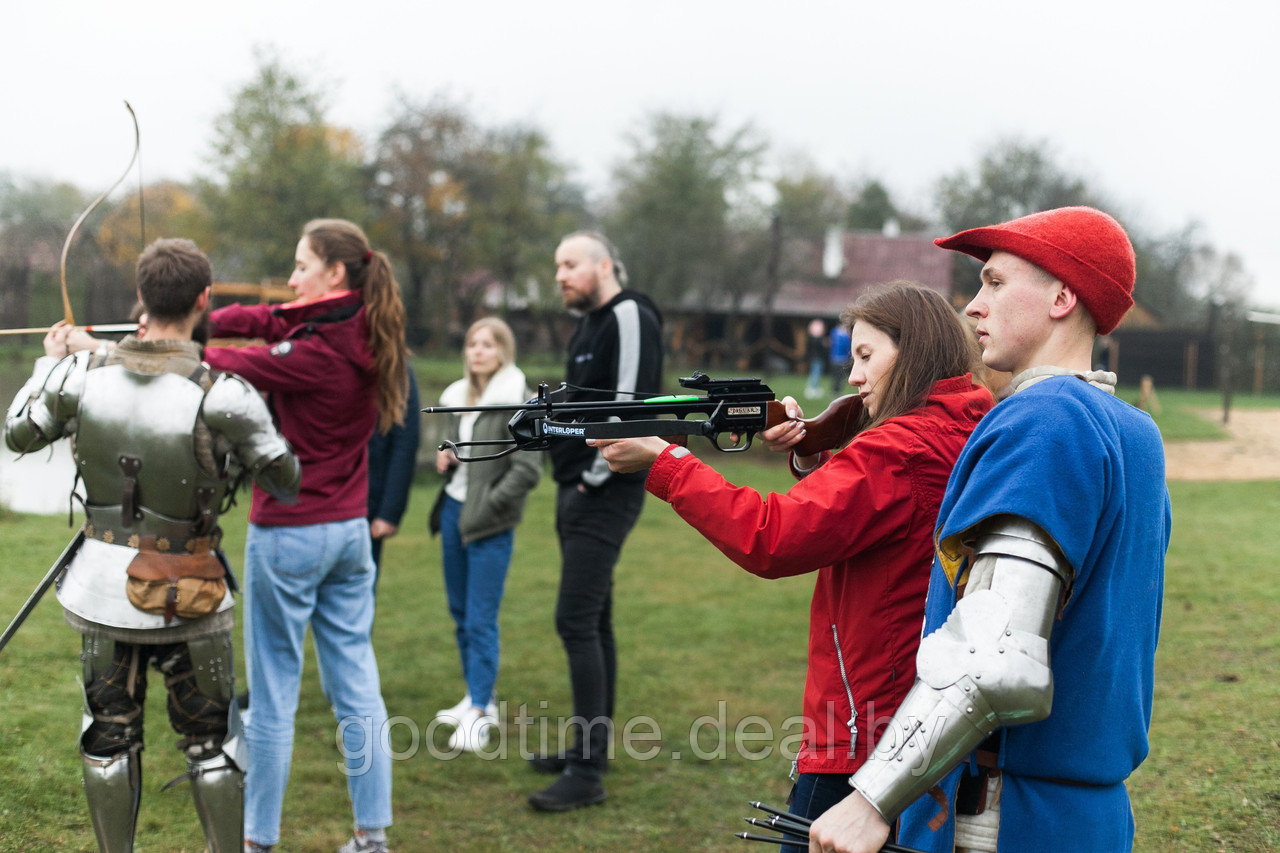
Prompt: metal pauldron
<box><xmin>202</xmin><ymin>373</ymin><xmax>299</xmax><ymax>492</ymax></box>
<box><xmin>3</xmin><ymin>353</ymin><xmax>85</xmax><ymax>452</ymax></box>
<box><xmin>849</xmin><ymin>516</ymin><xmax>1071</xmax><ymax>821</ymax></box>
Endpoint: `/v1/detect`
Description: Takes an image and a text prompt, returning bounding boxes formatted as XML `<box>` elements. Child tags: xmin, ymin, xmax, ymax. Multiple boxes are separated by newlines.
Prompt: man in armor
<box><xmin>4</xmin><ymin>238</ymin><xmax>301</xmax><ymax>853</ymax></box>
<box><xmin>808</xmin><ymin>207</ymin><xmax>1170</xmax><ymax>852</ymax></box>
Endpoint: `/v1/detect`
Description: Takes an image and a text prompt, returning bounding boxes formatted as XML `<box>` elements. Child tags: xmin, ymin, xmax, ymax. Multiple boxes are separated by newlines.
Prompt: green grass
<box><xmin>0</xmin><ymin>453</ymin><xmax>812</xmax><ymax>852</ymax></box>
<box><xmin>1115</xmin><ymin>385</ymin><xmax>1280</xmax><ymax>442</ymax></box>
<box><xmin>2</xmin><ymin>361</ymin><xmax>1279</xmax><ymax>851</ymax></box>
<box><xmin>1128</xmin><ymin>481</ymin><xmax>1280</xmax><ymax>851</ymax></box>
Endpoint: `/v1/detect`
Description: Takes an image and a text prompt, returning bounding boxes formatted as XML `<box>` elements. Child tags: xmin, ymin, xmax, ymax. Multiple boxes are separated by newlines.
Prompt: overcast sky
<box><xmin>5</xmin><ymin>0</ymin><xmax>1278</xmax><ymax>310</ymax></box>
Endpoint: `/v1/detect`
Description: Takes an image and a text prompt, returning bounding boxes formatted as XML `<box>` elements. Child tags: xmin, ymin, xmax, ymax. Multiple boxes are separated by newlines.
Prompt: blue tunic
<box><xmin>898</xmin><ymin>377</ymin><xmax>1170</xmax><ymax>852</ymax></box>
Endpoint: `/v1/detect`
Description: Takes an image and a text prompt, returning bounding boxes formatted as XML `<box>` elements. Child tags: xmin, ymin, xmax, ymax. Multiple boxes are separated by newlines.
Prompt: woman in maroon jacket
<box><xmin>592</xmin><ymin>282</ymin><xmax>993</xmax><ymax>840</ymax></box>
<box><xmin>205</xmin><ymin>219</ymin><xmax>408</xmax><ymax>853</ymax></box>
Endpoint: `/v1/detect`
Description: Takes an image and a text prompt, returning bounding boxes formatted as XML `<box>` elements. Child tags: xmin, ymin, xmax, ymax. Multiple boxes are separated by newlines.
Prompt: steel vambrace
<box><xmin>848</xmin><ymin>515</ymin><xmax>1073</xmax><ymax>821</ymax></box>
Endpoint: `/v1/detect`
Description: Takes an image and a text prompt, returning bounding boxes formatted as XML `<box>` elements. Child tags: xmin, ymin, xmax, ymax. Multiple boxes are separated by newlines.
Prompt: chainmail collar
<box><xmin>1004</xmin><ymin>365</ymin><xmax>1117</xmax><ymax>398</ymax></box>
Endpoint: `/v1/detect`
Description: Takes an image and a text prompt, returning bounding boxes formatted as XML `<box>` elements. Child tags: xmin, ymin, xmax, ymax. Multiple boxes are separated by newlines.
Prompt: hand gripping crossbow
<box><xmin>423</xmin><ymin>371</ymin><xmax>863</xmax><ymax>462</ymax></box>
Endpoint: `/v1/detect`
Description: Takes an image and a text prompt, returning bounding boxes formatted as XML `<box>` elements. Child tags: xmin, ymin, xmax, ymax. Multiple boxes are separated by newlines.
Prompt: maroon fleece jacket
<box><xmin>205</xmin><ymin>291</ymin><xmax>376</xmax><ymax>526</ymax></box>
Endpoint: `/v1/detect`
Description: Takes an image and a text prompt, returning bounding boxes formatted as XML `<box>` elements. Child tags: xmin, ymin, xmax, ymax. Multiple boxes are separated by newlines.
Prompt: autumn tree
<box><xmin>936</xmin><ymin>138</ymin><xmax>1102</xmax><ymax>233</ymax></box>
<box><xmin>935</xmin><ymin>139</ymin><xmax>1110</xmax><ymax>299</ymax></box>
<box><xmin>772</xmin><ymin>162</ymin><xmax>847</xmax><ymax>245</ymax></box>
<box><xmin>933</xmin><ymin>137</ymin><xmax>1235</xmax><ymax>328</ymax></box>
<box><xmin>201</xmin><ymin>51</ymin><xmax>368</xmax><ymax>282</ymax></box>
<box><xmin>370</xmin><ymin>95</ymin><xmax>585</xmax><ymax>347</ymax></box>
<box><xmin>0</xmin><ymin>173</ymin><xmax>105</xmax><ymax>328</ymax></box>
<box><xmin>605</xmin><ymin>113</ymin><xmax>767</xmax><ymax>312</ymax></box>
<box><xmin>845</xmin><ymin>179</ymin><xmax>928</xmax><ymax>233</ymax></box>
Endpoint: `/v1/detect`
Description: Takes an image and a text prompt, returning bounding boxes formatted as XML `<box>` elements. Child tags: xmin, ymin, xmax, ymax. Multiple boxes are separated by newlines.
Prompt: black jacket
<box><xmin>549</xmin><ymin>289</ymin><xmax>663</xmax><ymax>486</ymax></box>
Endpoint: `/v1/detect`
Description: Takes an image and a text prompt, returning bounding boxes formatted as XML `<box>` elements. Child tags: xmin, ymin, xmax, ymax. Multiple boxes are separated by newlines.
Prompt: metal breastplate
<box><xmin>74</xmin><ymin>362</ymin><xmax>226</xmax><ymax>542</ymax></box>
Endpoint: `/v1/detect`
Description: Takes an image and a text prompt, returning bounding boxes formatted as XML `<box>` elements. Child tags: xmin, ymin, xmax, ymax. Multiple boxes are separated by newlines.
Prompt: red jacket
<box><xmin>645</xmin><ymin>375</ymin><xmax>992</xmax><ymax>774</ymax></box>
<box><xmin>204</xmin><ymin>291</ymin><xmax>376</xmax><ymax>526</ymax></box>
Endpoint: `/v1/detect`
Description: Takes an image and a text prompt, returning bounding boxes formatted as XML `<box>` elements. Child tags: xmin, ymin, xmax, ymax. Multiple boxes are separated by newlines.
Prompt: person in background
<box><xmin>828</xmin><ymin>321</ymin><xmax>851</xmax><ymax>395</ymax></box>
<box><xmin>591</xmin><ymin>283</ymin><xmax>992</xmax><ymax>846</ymax></box>
<box><xmin>808</xmin><ymin>207</ymin><xmax>1170</xmax><ymax>853</ymax></box>
<box><xmin>367</xmin><ymin>361</ymin><xmax>421</xmax><ymax>585</ymax></box>
<box><xmin>5</xmin><ymin>238</ymin><xmax>300</xmax><ymax>853</ymax></box>
<box><xmin>202</xmin><ymin>219</ymin><xmax>407</xmax><ymax>853</ymax></box>
<box><xmin>804</xmin><ymin>318</ymin><xmax>828</xmax><ymax>399</ymax></box>
<box><xmin>525</xmin><ymin>230</ymin><xmax>663</xmax><ymax>812</ymax></box>
<box><xmin>429</xmin><ymin>316</ymin><xmax>541</xmax><ymax>753</ymax></box>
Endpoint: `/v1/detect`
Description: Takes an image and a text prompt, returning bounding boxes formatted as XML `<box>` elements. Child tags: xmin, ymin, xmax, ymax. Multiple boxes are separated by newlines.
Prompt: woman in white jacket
<box><xmin>430</xmin><ymin>317</ymin><xmax>542</xmax><ymax>751</ymax></box>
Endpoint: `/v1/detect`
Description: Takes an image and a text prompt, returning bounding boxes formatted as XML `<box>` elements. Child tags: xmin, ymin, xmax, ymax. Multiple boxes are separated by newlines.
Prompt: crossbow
<box><xmin>423</xmin><ymin>371</ymin><xmax>863</xmax><ymax>462</ymax></box>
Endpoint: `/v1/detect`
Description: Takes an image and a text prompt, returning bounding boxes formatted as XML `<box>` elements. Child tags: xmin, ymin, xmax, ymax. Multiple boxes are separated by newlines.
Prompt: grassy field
<box><xmin>1</xmin><ymin>360</ymin><xmax>1278</xmax><ymax>850</ymax></box>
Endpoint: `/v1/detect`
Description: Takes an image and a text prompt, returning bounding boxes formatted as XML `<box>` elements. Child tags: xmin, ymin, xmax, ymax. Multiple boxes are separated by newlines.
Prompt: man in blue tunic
<box><xmin>808</xmin><ymin>207</ymin><xmax>1170</xmax><ymax>853</ymax></box>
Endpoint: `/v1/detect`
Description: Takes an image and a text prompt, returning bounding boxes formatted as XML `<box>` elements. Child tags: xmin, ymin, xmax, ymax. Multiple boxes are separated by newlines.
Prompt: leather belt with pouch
<box><xmin>123</xmin><ymin>534</ymin><xmax>226</xmax><ymax>624</ymax></box>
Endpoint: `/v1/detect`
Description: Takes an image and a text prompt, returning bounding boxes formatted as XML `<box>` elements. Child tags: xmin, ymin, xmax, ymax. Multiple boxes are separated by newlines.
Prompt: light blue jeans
<box><xmin>440</xmin><ymin>496</ymin><xmax>514</xmax><ymax>708</ymax></box>
<box><xmin>243</xmin><ymin>518</ymin><xmax>392</xmax><ymax>845</ymax></box>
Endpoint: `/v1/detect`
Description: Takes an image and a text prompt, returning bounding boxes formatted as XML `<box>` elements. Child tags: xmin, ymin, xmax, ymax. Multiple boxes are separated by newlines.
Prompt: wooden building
<box><xmin>666</xmin><ymin>228</ymin><xmax>952</xmax><ymax>370</ymax></box>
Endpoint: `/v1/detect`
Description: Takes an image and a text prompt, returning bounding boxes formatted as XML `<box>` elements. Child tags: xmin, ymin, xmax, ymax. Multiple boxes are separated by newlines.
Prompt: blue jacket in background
<box><xmin>368</xmin><ymin>362</ymin><xmax>421</xmax><ymax>530</ymax></box>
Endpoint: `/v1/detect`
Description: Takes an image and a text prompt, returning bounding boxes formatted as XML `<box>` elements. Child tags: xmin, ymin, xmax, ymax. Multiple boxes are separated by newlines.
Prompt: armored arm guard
<box><xmin>202</xmin><ymin>373</ymin><xmax>301</xmax><ymax>500</ymax></box>
<box><xmin>4</xmin><ymin>353</ymin><xmax>88</xmax><ymax>453</ymax></box>
<box><xmin>848</xmin><ymin>515</ymin><xmax>1073</xmax><ymax>822</ymax></box>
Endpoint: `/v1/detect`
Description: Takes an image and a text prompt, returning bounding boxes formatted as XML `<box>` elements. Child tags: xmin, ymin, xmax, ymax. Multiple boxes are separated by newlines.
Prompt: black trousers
<box><xmin>553</xmin><ymin>478</ymin><xmax>645</xmax><ymax>774</ymax></box>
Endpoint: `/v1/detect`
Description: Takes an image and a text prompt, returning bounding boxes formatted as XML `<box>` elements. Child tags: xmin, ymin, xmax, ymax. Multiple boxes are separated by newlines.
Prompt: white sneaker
<box><xmin>447</xmin><ymin>706</ymin><xmax>495</xmax><ymax>752</ymax></box>
<box><xmin>433</xmin><ymin>694</ymin><xmax>471</xmax><ymax>727</ymax></box>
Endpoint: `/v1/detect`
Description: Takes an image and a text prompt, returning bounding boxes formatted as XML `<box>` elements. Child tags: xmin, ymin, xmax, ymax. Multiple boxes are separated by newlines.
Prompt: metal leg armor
<box><xmin>188</xmin><ymin>745</ymin><xmax>244</xmax><ymax>852</ymax></box>
<box><xmin>81</xmin><ymin>634</ymin><xmax>145</xmax><ymax>852</ymax></box>
<box><xmin>176</xmin><ymin>634</ymin><xmax>244</xmax><ymax>852</ymax></box>
<box><xmin>82</xmin><ymin>749</ymin><xmax>142</xmax><ymax>853</ymax></box>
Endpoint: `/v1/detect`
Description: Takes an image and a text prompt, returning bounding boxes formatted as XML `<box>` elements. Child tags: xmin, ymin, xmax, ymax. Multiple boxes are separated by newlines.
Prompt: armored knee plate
<box><xmin>82</xmin><ymin>749</ymin><xmax>141</xmax><ymax>853</ymax></box>
<box><xmin>186</xmin><ymin>632</ymin><xmax>236</xmax><ymax>706</ymax></box>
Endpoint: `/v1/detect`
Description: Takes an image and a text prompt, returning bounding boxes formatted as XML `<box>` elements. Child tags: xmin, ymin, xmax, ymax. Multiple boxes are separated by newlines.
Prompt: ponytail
<box><xmin>301</xmin><ymin>219</ymin><xmax>409</xmax><ymax>433</ymax></box>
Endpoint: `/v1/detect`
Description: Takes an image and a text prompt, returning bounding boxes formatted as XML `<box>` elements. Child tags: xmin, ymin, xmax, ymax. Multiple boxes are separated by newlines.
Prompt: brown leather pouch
<box><xmin>125</xmin><ymin>550</ymin><xmax>226</xmax><ymax>624</ymax></box>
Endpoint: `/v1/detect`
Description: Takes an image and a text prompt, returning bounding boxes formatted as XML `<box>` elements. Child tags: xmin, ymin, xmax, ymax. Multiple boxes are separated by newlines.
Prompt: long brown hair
<box><xmin>301</xmin><ymin>218</ymin><xmax>409</xmax><ymax>433</ymax></box>
<box><xmin>842</xmin><ymin>280</ymin><xmax>978</xmax><ymax>430</ymax></box>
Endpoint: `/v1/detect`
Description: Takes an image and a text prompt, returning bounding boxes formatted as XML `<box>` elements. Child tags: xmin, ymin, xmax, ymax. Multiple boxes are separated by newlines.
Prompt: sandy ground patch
<box><xmin>1163</xmin><ymin>409</ymin><xmax>1280</xmax><ymax>481</ymax></box>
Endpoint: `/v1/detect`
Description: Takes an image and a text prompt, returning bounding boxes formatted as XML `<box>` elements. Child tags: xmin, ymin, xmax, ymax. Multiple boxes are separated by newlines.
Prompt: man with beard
<box><xmin>525</xmin><ymin>231</ymin><xmax>664</xmax><ymax>812</ymax></box>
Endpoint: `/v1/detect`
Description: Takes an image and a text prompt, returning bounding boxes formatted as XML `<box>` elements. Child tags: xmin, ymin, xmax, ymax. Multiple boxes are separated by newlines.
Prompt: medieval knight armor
<box><xmin>4</xmin><ymin>337</ymin><xmax>300</xmax><ymax>853</ymax></box>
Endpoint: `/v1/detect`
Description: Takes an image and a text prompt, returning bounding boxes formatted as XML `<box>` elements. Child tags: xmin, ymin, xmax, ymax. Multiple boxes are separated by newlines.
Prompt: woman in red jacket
<box><xmin>204</xmin><ymin>219</ymin><xmax>408</xmax><ymax>853</ymax></box>
<box><xmin>593</xmin><ymin>282</ymin><xmax>993</xmax><ymax>840</ymax></box>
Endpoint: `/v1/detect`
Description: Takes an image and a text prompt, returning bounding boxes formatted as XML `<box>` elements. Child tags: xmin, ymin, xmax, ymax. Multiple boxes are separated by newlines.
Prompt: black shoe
<box><xmin>527</xmin><ymin>771</ymin><xmax>607</xmax><ymax>812</ymax></box>
<box><xmin>527</xmin><ymin>753</ymin><xmax>568</xmax><ymax>775</ymax></box>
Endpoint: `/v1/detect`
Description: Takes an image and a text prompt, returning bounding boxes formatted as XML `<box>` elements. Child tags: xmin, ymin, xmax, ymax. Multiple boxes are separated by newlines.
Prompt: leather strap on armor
<box><xmin>118</xmin><ymin>455</ymin><xmax>142</xmax><ymax>528</ymax></box>
<box><xmin>85</xmin><ymin>522</ymin><xmax>222</xmax><ymax>555</ymax></box>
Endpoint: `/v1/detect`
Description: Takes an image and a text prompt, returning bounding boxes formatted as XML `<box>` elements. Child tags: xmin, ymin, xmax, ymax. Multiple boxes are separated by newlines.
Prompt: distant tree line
<box><xmin>0</xmin><ymin>49</ymin><xmax>1257</xmax><ymax>354</ymax></box>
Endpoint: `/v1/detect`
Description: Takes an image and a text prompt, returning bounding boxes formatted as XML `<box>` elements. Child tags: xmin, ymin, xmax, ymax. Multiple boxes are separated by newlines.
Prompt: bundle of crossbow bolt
<box><xmin>735</xmin><ymin>801</ymin><xmax>923</xmax><ymax>852</ymax></box>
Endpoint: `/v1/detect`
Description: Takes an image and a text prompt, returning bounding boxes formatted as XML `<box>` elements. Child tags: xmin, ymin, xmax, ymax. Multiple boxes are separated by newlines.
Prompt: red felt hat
<box><xmin>935</xmin><ymin>206</ymin><xmax>1136</xmax><ymax>334</ymax></box>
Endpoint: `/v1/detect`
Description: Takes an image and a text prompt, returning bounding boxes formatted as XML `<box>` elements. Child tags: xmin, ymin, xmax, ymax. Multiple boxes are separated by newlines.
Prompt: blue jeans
<box><xmin>807</xmin><ymin>357</ymin><xmax>825</xmax><ymax>389</ymax></box>
<box><xmin>780</xmin><ymin>772</ymin><xmax>857</xmax><ymax>853</ymax></box>
<box><xmin>440</xmin><ymin>496</ymin><xmax>514</xmax><ymax>707</ymax></box>
<box><xmin>243</xmin><ymin>519</ymin><xmax>392</xmax><ymax>845</ymax></box>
